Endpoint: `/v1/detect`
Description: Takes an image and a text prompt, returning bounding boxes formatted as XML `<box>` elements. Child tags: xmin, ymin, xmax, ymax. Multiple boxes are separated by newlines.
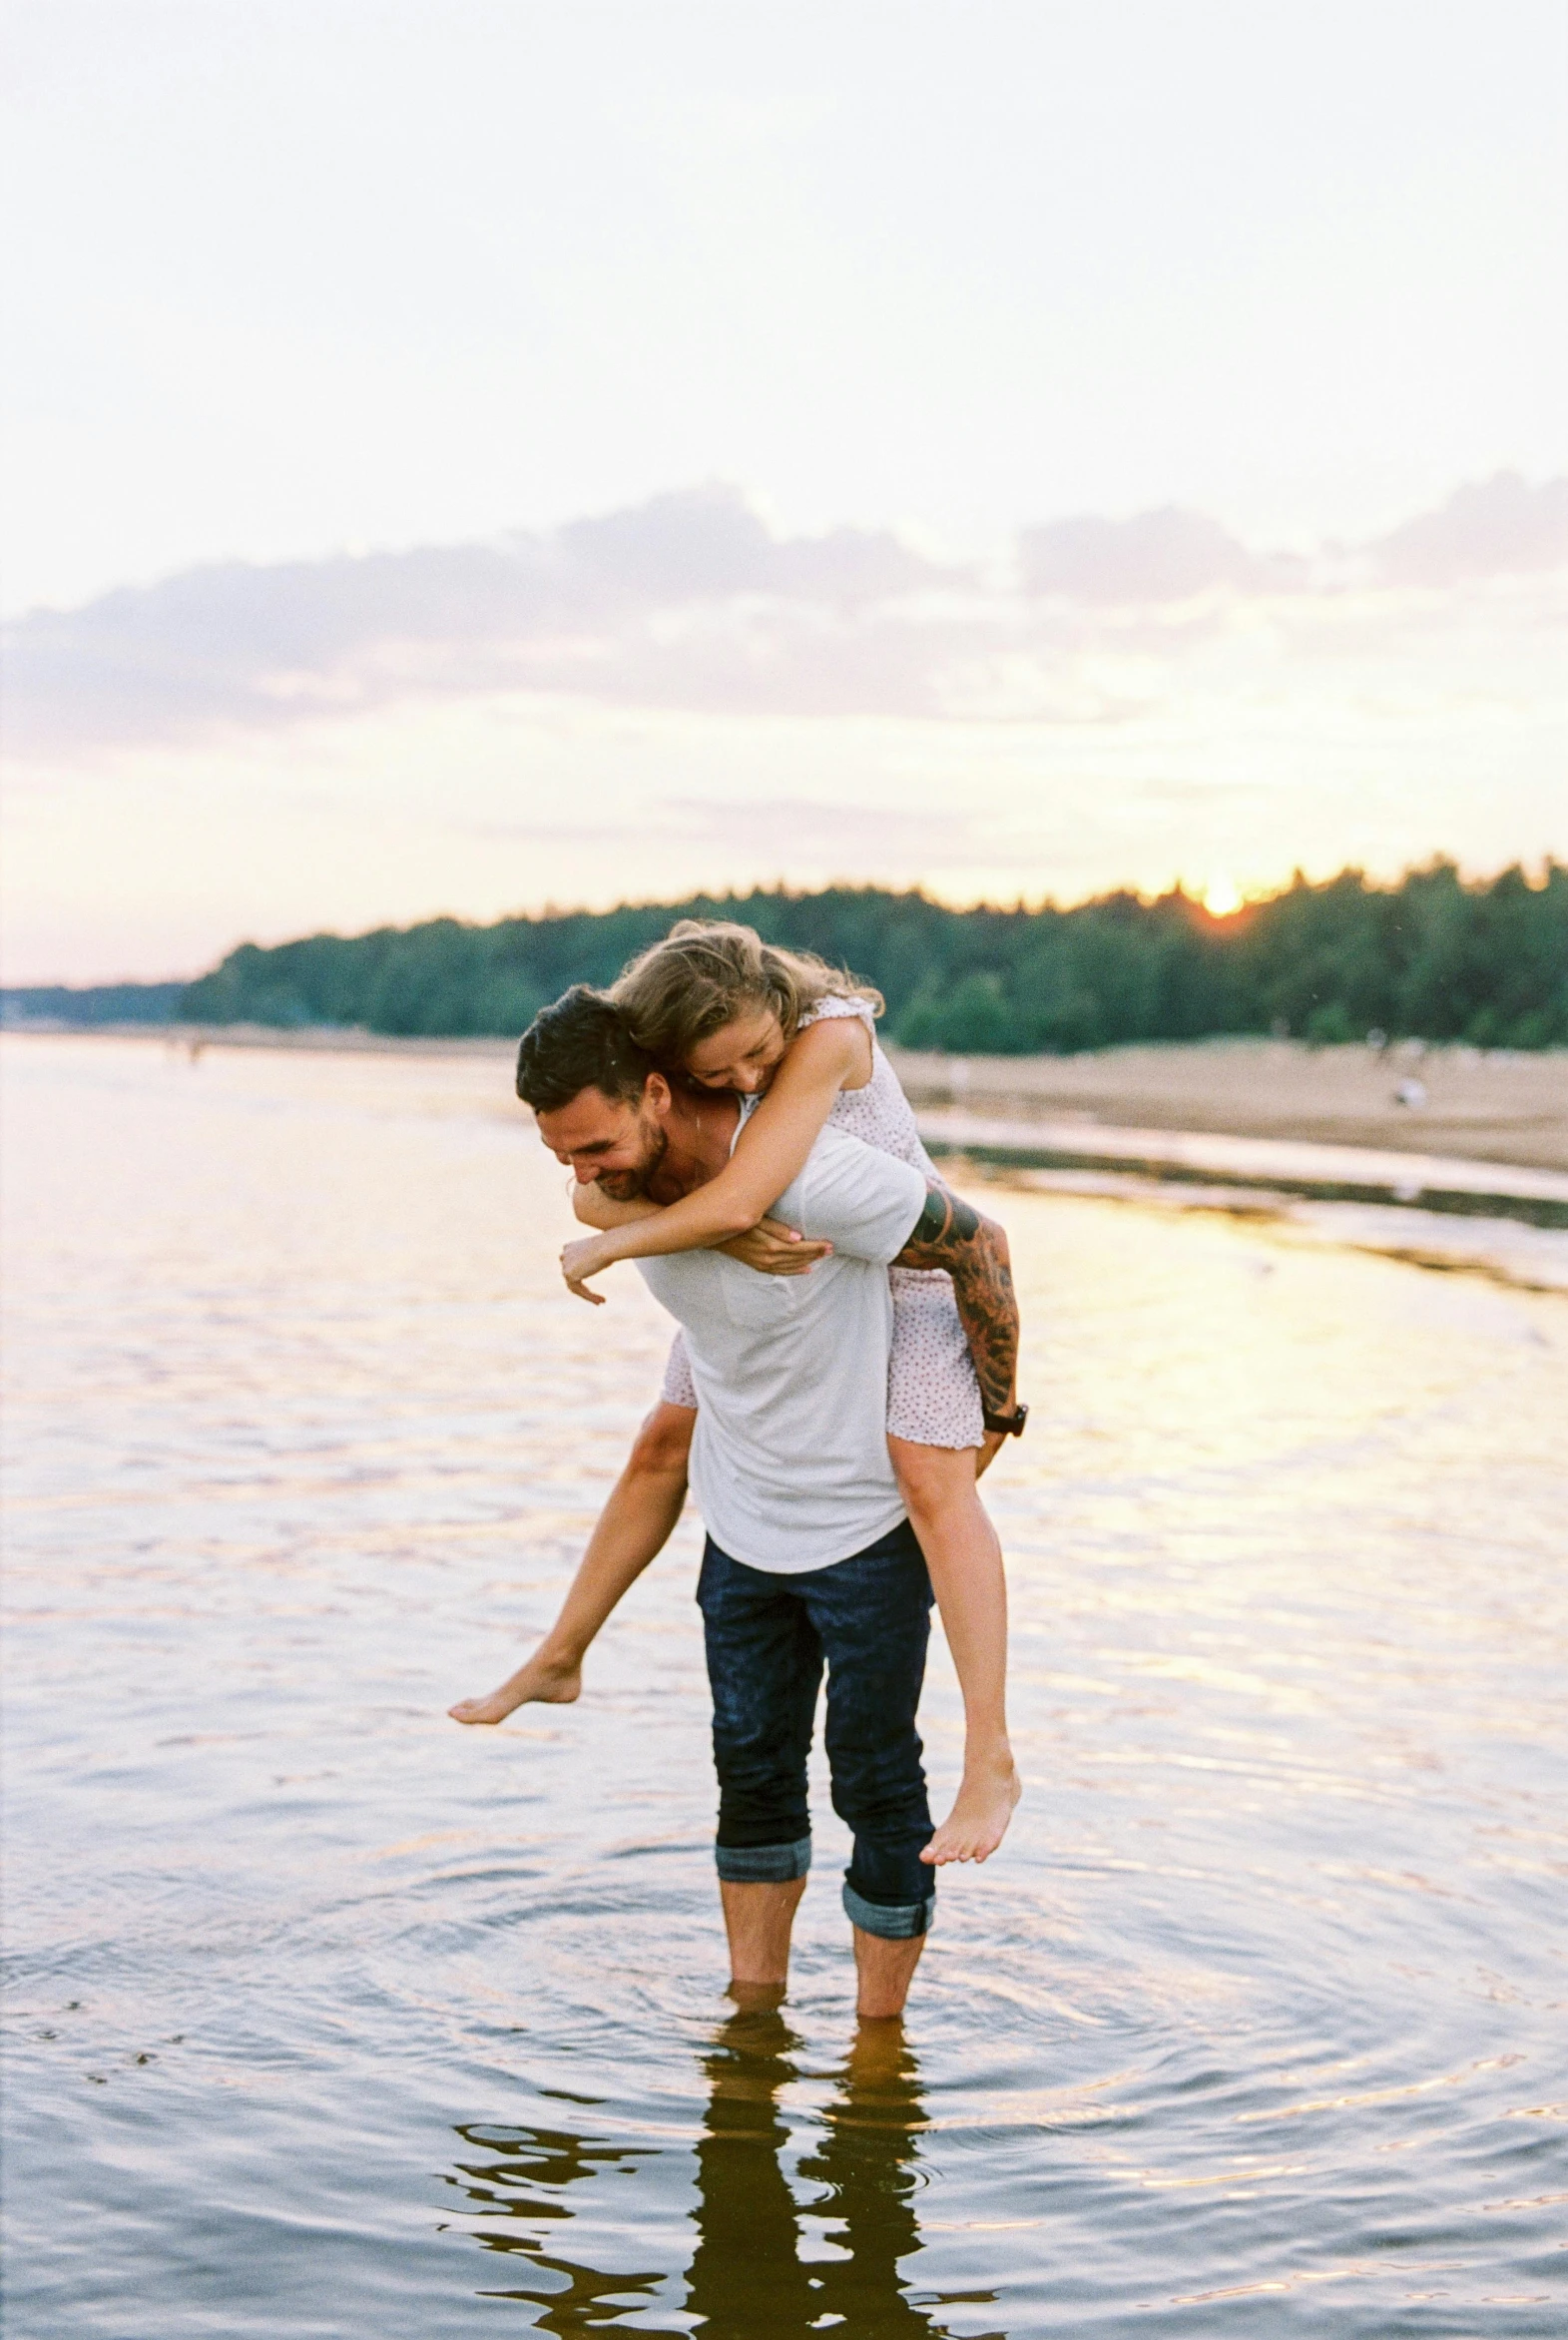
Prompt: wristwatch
<box><xmin>982</xmin><ymin>1402</ymin><xmax>1029</xmax><ymax>1437</ymax></box>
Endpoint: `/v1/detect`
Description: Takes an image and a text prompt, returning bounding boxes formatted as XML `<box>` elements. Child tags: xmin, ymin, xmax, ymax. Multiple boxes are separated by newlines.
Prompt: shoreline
<box><xmin>9</xmin><ymin>1021</ymin><xmax>1567</xmax><ymax>1169</ymax></box>
<box><xmin>919</xmin><ymin>1113</ymin><xmax>1568</xmax><ymax>1225</ymax></box>
<box><xmin>9</xmin><ymin>1022</ymin><xmax>1567</xmax><ymax>1290</ymax></box>
<box><xmin>8</xmin><ymin>1021</ymin><xmax>1568</xmax><ymax>1167</ymax></box>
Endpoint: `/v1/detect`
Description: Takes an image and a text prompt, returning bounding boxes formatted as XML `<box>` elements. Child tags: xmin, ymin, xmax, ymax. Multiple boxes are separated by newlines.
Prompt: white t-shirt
<box><xmin>637</xmin><ymin>1123</ymin><xmax>927</xmax><ymax>1572</ymax></box>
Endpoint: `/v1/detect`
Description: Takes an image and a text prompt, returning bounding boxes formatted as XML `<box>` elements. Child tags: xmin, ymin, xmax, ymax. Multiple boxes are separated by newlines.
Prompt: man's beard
<box><xmin>594</xmin><ymin>1116</ymin><xmax>668</xmax><ymax>1202</ymax></box>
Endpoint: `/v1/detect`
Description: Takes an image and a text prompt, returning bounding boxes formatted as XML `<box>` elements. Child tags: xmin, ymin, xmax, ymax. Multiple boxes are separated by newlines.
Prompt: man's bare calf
<box><xmin>852</xmin><ymin>1927</ymin><xmax>926</xmax><ymax>2021</ymax></box>
<box><xmin>720</xmin><ymin>1878</ymin><xmax>808</xmax><ymax>1995</ymax></box>
<box><xmin>721</xmin><ymin>1878</ymin><xmax>925</xmax><ymax>2019</ymax></box>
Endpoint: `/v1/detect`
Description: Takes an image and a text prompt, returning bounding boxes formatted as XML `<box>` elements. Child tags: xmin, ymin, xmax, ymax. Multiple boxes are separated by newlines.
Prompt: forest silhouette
<box><xmin>11</xmin><ymin>860</ymin><xmax>1566</xmax><ymax>1054</ymax></box>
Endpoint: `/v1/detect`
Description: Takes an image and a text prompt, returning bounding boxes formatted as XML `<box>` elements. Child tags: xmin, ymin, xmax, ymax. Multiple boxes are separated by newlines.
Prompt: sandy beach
<box><xmin>887</xmin><ymin>1037</ymin><xmax>1568</xmax><ymax>1175</ymax></box>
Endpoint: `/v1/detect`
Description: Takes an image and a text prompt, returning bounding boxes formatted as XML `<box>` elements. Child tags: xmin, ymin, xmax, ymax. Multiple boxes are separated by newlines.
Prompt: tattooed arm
<box><xmin>893</xmin><ymin>1181</ymin><xmax>1019</xmax><ymax>1421</ymax></box>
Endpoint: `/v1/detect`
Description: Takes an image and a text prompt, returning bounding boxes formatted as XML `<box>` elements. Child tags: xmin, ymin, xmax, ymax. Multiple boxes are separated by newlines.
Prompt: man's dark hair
<box><xmin>515</xmin><ymin>985</ymin><xmax>656</xmax><ymax>1113</ymax></box>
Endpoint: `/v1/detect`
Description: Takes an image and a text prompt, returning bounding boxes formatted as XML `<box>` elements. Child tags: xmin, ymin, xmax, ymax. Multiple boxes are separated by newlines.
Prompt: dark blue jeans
<box><xmin>697</xmin><ymin>1518</ymin><xmax>936</xmax><ymax>1942</ymax></box>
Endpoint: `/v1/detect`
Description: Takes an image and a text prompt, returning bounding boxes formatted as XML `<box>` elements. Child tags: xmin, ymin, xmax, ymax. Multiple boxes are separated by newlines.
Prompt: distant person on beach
<box><xmin>451</xmin><ymin>981</ymin><xmax>1021</xmax><ymax>2017</ymax></box>
<box><xmin>456</xmin><ymin>922</ymin><xmax>1025</xmax><ymax>1866</ymax></box>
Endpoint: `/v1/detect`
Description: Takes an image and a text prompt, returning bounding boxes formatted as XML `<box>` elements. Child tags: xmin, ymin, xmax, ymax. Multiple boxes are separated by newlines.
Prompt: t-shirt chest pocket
<box><xmin>720</xmin><ymin>1261</ymin><xmax>803</xmax><ymax>1331</ymax></box>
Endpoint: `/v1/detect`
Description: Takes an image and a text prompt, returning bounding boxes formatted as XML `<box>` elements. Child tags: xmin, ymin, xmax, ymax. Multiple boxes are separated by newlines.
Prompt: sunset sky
<box><xmin>3</xmin><ymin>1</ymin><xmax>1564</xmax><ymax>982</ymax></box>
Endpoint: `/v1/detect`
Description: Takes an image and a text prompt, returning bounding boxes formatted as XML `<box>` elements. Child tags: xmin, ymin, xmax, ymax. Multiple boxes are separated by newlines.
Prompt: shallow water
<box><xmin>3</xmin><ymin>1033</ymin><xmax>1566</xmax><ymax>2338</ymax></box>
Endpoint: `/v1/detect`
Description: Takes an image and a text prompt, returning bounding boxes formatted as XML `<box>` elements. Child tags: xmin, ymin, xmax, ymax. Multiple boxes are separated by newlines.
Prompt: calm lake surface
<box><xmin>4</xmin><ymin>1034</ymin><xmax>1566</xmax><ymax>2338</ymax></box>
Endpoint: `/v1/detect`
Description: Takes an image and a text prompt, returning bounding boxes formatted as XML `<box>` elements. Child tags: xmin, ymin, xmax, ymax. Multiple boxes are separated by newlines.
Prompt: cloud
<box><xmin>1366</xmin><ymin>472</ymin><xmax>1568</xmax><ymax>586</ymax></box>
<box><xmin>1018</xmin><ymin>506</ymin><xmax>1293</xmax><ymax>601</ymax></box>
<box><xmin>4</xmin><ymin>475</ymin><xmax>1563</xmax><ymax>754</ymax></box>
<box><xmin>1019</xmin><ymin>473</ymin><xmax>1568</xmax><ymax>601</ymax></box>
<box><xmin>1</xmin><ymin>487</ymin><xmax>960</xmax><ymax>750</ymax></box>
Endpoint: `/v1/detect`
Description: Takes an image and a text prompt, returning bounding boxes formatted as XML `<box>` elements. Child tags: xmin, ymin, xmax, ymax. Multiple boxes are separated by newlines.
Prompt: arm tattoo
<box><xmin>895</xmin><ymin>1179</ymin><xmax>1019</xmax><ymax>1417</ymax></box>
<box><xmin>909</xmin><ymin>1183</ymin><xmax>981</xmax><ymax>1249</ymax></box>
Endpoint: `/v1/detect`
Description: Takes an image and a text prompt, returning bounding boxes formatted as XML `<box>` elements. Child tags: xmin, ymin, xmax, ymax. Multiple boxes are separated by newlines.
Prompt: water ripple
<box><xmin>3</xmin><ymin>1036</ymin><xmax>1566</xmax><ymax>2336</ymax></box>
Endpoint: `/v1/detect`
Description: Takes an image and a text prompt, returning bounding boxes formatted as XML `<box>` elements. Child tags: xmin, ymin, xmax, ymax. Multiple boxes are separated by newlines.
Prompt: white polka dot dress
<box><xmin>659</xmin><ymin>995</ymin><xmax>985</xmax><ymax>1450</ymax></box>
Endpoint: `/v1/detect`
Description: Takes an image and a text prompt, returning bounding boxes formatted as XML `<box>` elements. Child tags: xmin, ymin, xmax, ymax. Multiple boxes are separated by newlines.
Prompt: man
<box><xmin>455</xmin><ymin>986</ymin><xmax>1020</xmax><ymax>2020</ymax></box>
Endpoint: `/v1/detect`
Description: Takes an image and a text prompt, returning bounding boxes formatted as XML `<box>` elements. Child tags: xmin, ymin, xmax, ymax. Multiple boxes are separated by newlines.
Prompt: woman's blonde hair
<box><xmin>612</xmin><ymin>919</ymin><xmax>882</xmax><ymax>1070</ymax></box>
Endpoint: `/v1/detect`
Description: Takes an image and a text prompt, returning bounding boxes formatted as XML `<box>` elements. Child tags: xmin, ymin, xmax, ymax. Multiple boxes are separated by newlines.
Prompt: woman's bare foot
<box><xmin>448</xmin><ymin>1650</ymin><xmax>583</xmax><ymax>1726</ymax></box>
<box><xmin>920</xmin><ymin>1748</ymin><xmax>1021</xmax><ymax>1865</ymax></box>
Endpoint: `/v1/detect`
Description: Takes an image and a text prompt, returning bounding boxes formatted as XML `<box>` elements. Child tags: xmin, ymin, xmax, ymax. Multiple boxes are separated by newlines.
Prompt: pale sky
<box><xmin>2</xmin><ymin>1</ymin><xmax>1565</xmax><ymax>981</ymax></box>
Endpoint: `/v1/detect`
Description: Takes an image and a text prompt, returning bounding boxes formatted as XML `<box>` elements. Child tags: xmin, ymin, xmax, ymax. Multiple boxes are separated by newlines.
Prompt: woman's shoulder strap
<box><xmin>799</xmin><ymin>992</ymin><xmax>876</xmax><ymax>1030</ymax></box>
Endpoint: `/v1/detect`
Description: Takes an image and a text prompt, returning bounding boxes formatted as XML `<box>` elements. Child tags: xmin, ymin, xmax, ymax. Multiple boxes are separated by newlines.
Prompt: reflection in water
<box><xmin>447</xmin><ymin>2013</ymin><xmax>1001</xmax><ymax>2337</ymax></box>
<box><xmin>689</xmin><ymin>2004</ymin><xmax>819</xmax><ymax>2337</ymax></box>
<box><xmin>446</xmin><ymin>2122</ymin><xmax>668</xmax><ymax>2330</ymax></box>
<box><xmin>692</xmin><ymin>2006</ymin><xmax>965</xmax><ymax>2338</ymax></box>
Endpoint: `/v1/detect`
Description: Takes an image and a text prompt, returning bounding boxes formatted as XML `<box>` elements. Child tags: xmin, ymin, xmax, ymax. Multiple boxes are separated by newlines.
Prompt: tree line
<box><xmin>8</xmin><ymin>861</ymin><xmax>1565</xmax><ymax>1053</ymax></box>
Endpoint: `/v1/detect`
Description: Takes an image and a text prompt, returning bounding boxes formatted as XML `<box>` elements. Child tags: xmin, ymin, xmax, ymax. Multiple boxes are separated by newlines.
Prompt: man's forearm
<box><xmin>895</xmin><ymin>1183</ymin><xmax>1019</xmax><ymax>1418</ymax></box>
<box><xmin>946</xmin><ymin>1233</ymin><xmax>1018</xmax><ymax>1417</ymax></box>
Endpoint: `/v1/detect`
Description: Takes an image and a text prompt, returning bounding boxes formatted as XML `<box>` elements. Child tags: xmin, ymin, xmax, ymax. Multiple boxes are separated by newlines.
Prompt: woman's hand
<box><xmin>561</xmin><ymin>1234</ymin><xmax>616</xmax><ymax>1303</ymax></box>
<box><xmin>974</xmin><ymin>1428</ymin><xmax>1007</xmax><ymax>1478</ymax></box>
<box><xmin>719</xmin><ymin>1217</ymin><xmax>833</xmax><ymax>1276</ymax></box>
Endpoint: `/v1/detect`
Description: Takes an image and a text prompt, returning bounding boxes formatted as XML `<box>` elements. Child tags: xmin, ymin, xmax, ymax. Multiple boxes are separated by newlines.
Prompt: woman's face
<box><xmin>685</xmin><ymin>1006</ymin><xmax>787</xmax><ymax>1094</ymax></box>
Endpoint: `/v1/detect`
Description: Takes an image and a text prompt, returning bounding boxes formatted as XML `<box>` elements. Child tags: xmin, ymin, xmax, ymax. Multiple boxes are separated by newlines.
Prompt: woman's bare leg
<box><xmin>449</xmin><ymin>1403</ymin><xmax>695</xmax><ymax>1723</ymax></box>
<box><xmin>888</xmin><ymin>1437</ymin><xmax>1021</xmax><ymax>1864</ymax></box>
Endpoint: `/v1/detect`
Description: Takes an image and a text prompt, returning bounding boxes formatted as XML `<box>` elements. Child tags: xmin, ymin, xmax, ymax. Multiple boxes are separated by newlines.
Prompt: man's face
<box><xmin>535</xmin><ymin>1080</ymin><xmax>669</xmax><ymax>1199</ymax></box>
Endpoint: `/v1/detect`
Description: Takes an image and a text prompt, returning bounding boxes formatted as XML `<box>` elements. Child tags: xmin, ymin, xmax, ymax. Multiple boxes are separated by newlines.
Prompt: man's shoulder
<box><xmin>786</xmin><ymin>1122</ymin><xmax>926</xmax><ymax>1260</ymax></box>
<box><xmin>749</xmin><ymin>1104</ymin><xmax>921</xmax><ymax>1216</ymax></box>
<box><xmin>799</xmin><ymin>1117</ymin><xmax>921</xmax><ymax>1187</ymax></box>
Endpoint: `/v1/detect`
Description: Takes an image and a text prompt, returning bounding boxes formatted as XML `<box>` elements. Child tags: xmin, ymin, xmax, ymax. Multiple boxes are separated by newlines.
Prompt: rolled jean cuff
<box><xmin>715</xmin><ymin>1836</ymin><xmax>812</xmax><ymax>1885</ymax></box>
<box><xmin>842</xmin><ymin>1881</ymin><xmax>934</xmax><ymax>1941</ymax></box>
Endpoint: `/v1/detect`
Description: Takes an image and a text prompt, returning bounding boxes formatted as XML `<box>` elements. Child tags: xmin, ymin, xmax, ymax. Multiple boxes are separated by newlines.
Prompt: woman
<box><xmin>457</xmin><ymin>921</ymin><xmax>1022</xmax><ymax>1865</ymax></box>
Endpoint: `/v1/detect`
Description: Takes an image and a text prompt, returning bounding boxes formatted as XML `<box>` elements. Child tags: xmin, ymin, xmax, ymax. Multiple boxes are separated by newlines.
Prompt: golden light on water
<box><xmin>4</xmin><ymin>1034</ymin><xmax>1566</xmax><ymax>2330</ymax></box>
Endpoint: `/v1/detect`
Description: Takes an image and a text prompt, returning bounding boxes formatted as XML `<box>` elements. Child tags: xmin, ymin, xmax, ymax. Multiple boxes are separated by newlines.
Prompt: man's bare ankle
<box><xmin>728</xmin><ymin>1975</ymin><xmax>787</xmax><ymax>2006</ymax></box>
